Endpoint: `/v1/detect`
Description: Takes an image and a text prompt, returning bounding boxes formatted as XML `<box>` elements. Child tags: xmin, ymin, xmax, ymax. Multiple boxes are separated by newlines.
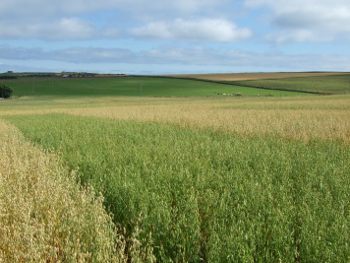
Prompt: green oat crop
<box><xmin>5</xmin><ymin>113</ymin><xmax>350</xmax><ymax>262</ymax></box>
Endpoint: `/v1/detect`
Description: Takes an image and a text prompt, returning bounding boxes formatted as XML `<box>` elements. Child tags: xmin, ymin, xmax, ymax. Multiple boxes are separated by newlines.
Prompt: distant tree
<box><xmin>0</xmin><ymin>84</ymin><xmax>13</xmax><ymax>99</ymax></box>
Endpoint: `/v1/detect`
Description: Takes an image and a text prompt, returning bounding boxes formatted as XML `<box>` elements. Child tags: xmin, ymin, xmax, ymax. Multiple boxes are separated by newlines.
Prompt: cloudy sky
<box><xmin>1</xmin><ymin>0</ymin><xmax>350</xmax><ymax>74</ymax></box>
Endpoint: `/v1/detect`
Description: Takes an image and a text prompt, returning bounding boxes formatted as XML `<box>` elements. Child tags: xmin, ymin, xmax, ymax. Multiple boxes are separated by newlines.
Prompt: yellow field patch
<box><xmin>52</xmin><ymin>95</ymin><xmax>350</xmax><ymax>144</ymax></box>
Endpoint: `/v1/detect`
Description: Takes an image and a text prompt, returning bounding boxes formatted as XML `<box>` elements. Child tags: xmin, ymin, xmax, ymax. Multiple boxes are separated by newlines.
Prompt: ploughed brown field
<box><xmin>166</xmin><ymin>72</ymin><xmax>349</xmax><ymax>81</ymax></box>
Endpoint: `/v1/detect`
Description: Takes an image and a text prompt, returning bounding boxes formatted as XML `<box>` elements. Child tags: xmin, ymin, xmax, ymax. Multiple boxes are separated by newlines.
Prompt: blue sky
<box><xmin>0</xmin><ymin>0</ymin><xmax>350</xmax><ymax>74</ymax></box>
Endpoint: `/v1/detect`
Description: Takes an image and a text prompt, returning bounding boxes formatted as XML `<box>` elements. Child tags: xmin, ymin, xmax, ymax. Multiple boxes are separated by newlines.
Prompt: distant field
<box><xmin>168</xmin><ymin>72</ymin><xmax>350</xmax><ymax>81</ymax></box>
<box><xmin>231</xmin><ymin>74</ymin><xmax>350</xmax><ymax>95</ymax></box>
<box><xmin>0</xmin><ymin>76</ymin><xmax>307</xmax><ymax>97</ymax></box>
<box><xmin>164</xmin><ymin>72</ymin><xmax>350</xmax><ymax>94</ymax></box>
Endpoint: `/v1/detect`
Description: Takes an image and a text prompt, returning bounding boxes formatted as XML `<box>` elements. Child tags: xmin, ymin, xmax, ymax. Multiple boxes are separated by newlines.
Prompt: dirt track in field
<box><xmin>165</xmin><ymin>72</ymin><xmax>350</xmax><ymax>81</ymax></box>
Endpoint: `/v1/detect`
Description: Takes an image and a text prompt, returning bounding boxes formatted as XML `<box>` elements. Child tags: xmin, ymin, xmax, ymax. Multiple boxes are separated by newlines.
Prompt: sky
<box><xmin>1</xmin><ymin>0</ymin><xmax>350</xmax><ymax>74</ymax></box>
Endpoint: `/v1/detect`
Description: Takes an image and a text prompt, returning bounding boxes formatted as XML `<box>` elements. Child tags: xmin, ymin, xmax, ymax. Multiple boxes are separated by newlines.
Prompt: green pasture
<box><xmin>5</xmin><ymin>113</ymin><xmax>350</xmax><ymax>262</ymax></box>
<box><xmin>1</xmin><ymin>76</ymin><xmax>306</xmax><ymax>97</ymax></box>
<box><xmin>230</xmin><ymin>74</ymin><xmax>350</xmax><ymax>94</ymax></box>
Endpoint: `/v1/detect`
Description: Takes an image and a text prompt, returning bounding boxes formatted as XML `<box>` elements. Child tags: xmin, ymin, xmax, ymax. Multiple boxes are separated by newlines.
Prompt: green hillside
<box><xmin>1</xmin><ymin>76</ymin><xmax>306</xmax><ymax>97</ymax></box>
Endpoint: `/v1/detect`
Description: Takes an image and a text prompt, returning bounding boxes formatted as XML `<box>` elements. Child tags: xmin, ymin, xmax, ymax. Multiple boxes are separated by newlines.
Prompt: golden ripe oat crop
<box><xmin>0</xmin><ymin>120</ymin><xmax>117</xmax><ymax>262</ymax></box>
<box><xmin>55</xmin><ymin>95</ymin><xmax>350</xmax><ymax>144</ymax></box>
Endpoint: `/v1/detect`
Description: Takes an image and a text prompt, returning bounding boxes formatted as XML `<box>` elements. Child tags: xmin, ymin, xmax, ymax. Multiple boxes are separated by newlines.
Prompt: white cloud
<box><xmin>0</xmin><ymin>46</ymin><xmax>135</xmax><ymax>63</ymax></box>
<box><xmin>0</xmin><ymin>0</ymin><xmax>349</xmax><ymax>73</ymax></box>
<box><xmin>50</xmin><ymin>18</ymin><xmax>95</xmax><ymax>40</ymax></box>
<box><xmin>0</xmin><ymin>0</ymin><xmax>228</xmax><ymax>19</ymax></box>
<box><xmin>245</xmin><ymin>0</ymin><xmax>350</xmax><ymax>32</ymax></box>
<box><xmin>266</xmin><ymin>30</ymin><xmax>334</xmax><ymax>44</ymax></box>
<box><xmin>1</xmin><ymin>45</ymin><xmax>350</xmax><ymax>72</ymax></box>
<box><xmin>0</xmin><ymin>18</ymin><xmax>95</xmax><ymax>40</ymax></box>
<box><xmin>130</xmin><ymin>18</ymin><xmax>252</xmax><ymax>42</ymax></box>
<box><xmin>0</xmin><ymin>17</ymin><xmax>253</xmax><ymax>42</ymax></box>
<box><xmin>0</xmin><ymin>0</ymin><xmax>235</xmax><ymax>41</ymax></box>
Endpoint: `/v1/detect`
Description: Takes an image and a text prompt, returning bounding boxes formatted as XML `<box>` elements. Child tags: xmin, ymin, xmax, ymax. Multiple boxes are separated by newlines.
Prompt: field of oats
<box><xmin>1</xmin><ymin>83</ymin><xmax>350</xmax><ymax>262</ymax></box>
